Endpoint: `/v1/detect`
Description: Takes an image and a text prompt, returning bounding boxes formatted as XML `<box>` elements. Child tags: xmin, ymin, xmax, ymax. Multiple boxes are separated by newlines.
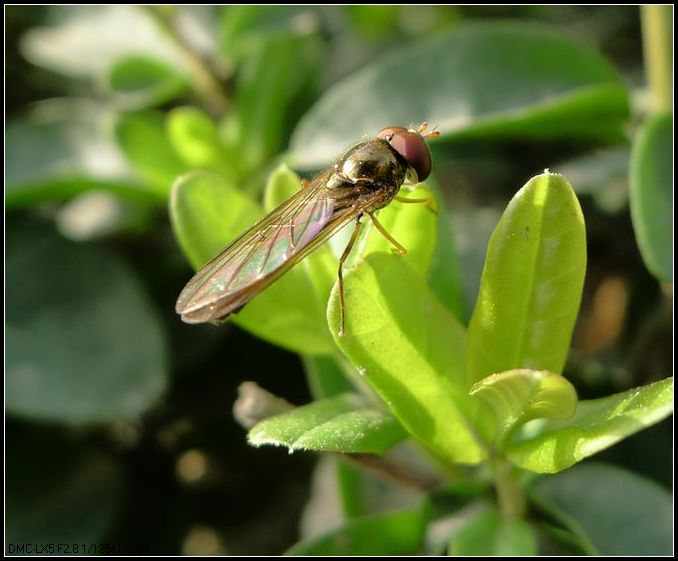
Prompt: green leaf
<box><xmin>286</xmin><ymin>508</ymin><xmax>426</xmax><ymax>555</ymax></box>
<box><xmin>248</xmin><ymin>393</ymin><xmax>407</xmax><ymax>454</ymax></box>
<box><xmin>6</xmin><ymin>217</ymin><xmax>167</xmax><ymax>422</ymax></box>
<box><xmin>105</xmin><ymin>54</ymin><xmax>189</xmax><ymax>108</ymax></box>
<box><xmin>291</xmin><ymin>22</ymin><xmax>629</xmax><ymax>168</ymax></box>
<box><xmin>533</xmin><ymin>463</ymin><xmax>672</xmax><ymax>555</ymax></box>
<box><xmin>470</xmin><ymin>369</ymin><xmax>577</xmax><ymax>442</ymax></box>
<box><xmin>167</xmin><ymin>107</ymin><xmax>238</xmax><ymax>181</ymax></box>
<box><xmin>6</xmin><ymin>429</ymin><xmax>124</xmax><ymax>549</ymax></box>
<box><xmin>328</xmin><ymin>252</ymin><xmax>485</xmax><ymax>465</ymax></box>
<box><xmin>506</xmin><ymin>377</ymin><xmax>673</xmax><ymax>473</ymax></box>
<box><xmin>467</xmin><ymin>172</ymin><xmax>586</xmax><ymax>383</ymax></box>
<box><xmin>114</xmin><ymin>110</ymin><xmax>189</xmax><ymax>197</ymax></box>
<box><xmin>170</xmin><ymin>171</ymin><xmax>333</xmax><ymax>354</ymax></box>
<box><xmin>630</xmin><ymin>112</ymin><xmax>672</xmax><ymax>282</ymax></box>
<box><xmin>449</xmin><ymin>507</ymin><xmax>537</xmax><ymax>556</ymax></box>
<box><xmin>222</xmin><ymin>31</ymin><xmax>322</xmax><ymax>178</ymax></box>
<box><xmin>363</xmin><ymin>185</ymin><xmax>438</xmax><ymax>277</ymax></box>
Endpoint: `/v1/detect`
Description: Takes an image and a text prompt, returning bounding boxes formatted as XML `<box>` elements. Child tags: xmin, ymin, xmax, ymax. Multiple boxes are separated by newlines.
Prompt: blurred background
<box><xmin>5</xmin><ymin>6</ymin><xmax>672</xmax><ymax>556</ymax></box>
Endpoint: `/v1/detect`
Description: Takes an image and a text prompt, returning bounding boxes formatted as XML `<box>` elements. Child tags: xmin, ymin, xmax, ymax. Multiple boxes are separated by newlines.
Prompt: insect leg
<box><xmin>394</xmin><ymin>195</ymin><xmax>438</xmax><ymax>215</ymax></box>
<box><xmin>338</xmin><ymin>216</ymin><xmax>363</xmax><ymax>337</ymax></box>
<box><xmin>367</xmin><ymin>211</ymin><xmax>407</xmax><ymax>256</ymax></box>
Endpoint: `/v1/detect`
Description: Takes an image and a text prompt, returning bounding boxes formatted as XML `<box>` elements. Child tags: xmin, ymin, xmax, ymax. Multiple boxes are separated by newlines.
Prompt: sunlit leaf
<box><xmin>248</xmin><ymin>393</ymin><xmax>407</xmax><ymax>454</ymax></box>
<box><xmin>507</xmin><ymin>377</ymin><xmax>673</xmax><ymax>473</ymax></box>
<box><xmin>470</xmin><ymin>369</ymin><xmax>577</xmax><ymax>442</ymax></box>
<box><xmin>328</xmin><ymin>253</ymin><xmax>485</xmax><ymax>465</ymax></box>
<box><xmin>467</xmin><ymin>172</ymin><xmax>586</xmax><ymax>383</ymax></box>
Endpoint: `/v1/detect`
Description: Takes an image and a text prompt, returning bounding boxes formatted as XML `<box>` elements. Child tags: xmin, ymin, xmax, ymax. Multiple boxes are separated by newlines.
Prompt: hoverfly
<box><xmin>176</xmin><ymin>123</ymin><xmax>439</xmax><ymax>336</ymax></box>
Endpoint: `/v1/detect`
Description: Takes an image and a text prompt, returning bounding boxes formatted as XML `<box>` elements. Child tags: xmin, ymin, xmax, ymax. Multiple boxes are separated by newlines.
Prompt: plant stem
<box><xmin>493</xmin><ymin>458</ymin><xmax>526</xmax><ymax>519</ymax></box>
<box><xmin>641</xmin><ymin>5</ymin><xmax>673</xmax><ymax>113</ymax></box>
<box><xmin>142</xmin><ymin>6</ymin><xmax>229</xmax><ymax>115</ymax></box>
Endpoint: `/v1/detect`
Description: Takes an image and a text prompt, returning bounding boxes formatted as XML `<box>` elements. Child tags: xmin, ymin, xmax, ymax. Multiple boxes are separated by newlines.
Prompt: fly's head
<box><xmin>376</xmin><ymin>123</ymin><xmax>438</xmax><ymax>185</ymax></box>
<box><xmin>334</xmin><ymin>123</ymin><xmax>438</xmax><ymax>190</ymax></box>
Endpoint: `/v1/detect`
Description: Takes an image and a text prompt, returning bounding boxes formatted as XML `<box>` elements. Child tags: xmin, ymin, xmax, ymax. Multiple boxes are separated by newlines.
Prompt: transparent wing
<box><xmin>176</xmin><ymin>170</ymin><xmax>376</xmax><ymax>323</ymax></box>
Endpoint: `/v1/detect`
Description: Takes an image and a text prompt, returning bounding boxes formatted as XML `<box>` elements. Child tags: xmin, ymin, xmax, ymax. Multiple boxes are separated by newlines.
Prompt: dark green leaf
<box><xmin>328</xmin><ymin>253</ymin><xmax>485</xmax><ymax>465</ymax></box>
<box><xmin>170</xmin><ymin>171</ymin><xmax>334</xmax><ymax>354</ymax></box>
<box><xmin>6</xmin><ymin>218</ymin><xmax>167</xmax><ymax>422</ymax></box>
<box><xmin>534</xmin><ymin>463</ymin><xmax>672</xmax><ymax>555</ymax></box>
<box><xmin>106</xmin><ymin>54</ymin><xmax>189</xmax><ymax>108</ymax></box>
<box><xmin>630</xmin><ymin>112</ymin><xmax>672</xmax><ymax>282</ymax></box>
<box><xmin>449</xmin><ymin>507</ymin><xmax>537</xmax><ymax>556</ymax></box>
<box><xmin>286</xmin><ymin>508</ymin><xmax>426</xmax><ymax>555</ymax></box>
<box><xmin>467</xmin><ymin>172</ymin><xmax>586</xmax><ymax>383</ymax></box>
<box><xmin>291</xmin><ymin>22</ymin><xmax>629</xmax><ymax>168</ymax></box>
<box><xmin>507</xmin><ymin>377</ymin><xmax>673</xmax><ymax>473</ymax></box>
<box><xmin>248</xmin><ymin>393</ymin><xmax>407</xmax><ymax>454</ymax></box>
<box><xmin>6</xmin><ymin>430</ymin><xmax>124</xmax><ymax>549</ymax></box>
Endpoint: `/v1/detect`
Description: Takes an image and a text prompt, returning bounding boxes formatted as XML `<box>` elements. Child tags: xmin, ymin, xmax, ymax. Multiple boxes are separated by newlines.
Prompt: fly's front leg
<box><xmin>338</xmin><ymin>216</ymin><xmax>363</xmax><ymax>337</ymax></box>
<box><xmin>394</xmin><ymin>194</ymin><xmax>438</xmax><ymax>215</ymax></box>
<box><xmin>367</xmin><ymin>211</ymin><xmax>407</xmax><ymax>256</ymax></box>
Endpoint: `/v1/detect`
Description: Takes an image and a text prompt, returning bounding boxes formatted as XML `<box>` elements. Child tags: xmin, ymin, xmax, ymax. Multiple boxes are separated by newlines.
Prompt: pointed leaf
<box><xmin>328</xmin><ymin>253</ymin><xmax>485</xmax><ymax>465</ymax></box>
<box><xmin>507</xmin><ymin>377</ymin><xmax>673</xmax><ymax>473</ymax></box>
<box><xmin>467</xmin><ymin>172</ymin><xmax>586</xmax><ymax>383</ymax></box>
<box><xmin>170</xmin><ymin>171</ymin><xmax>333</xmax><ymax>354</ymax></box>
<box><xmin>248</xmin><ymin>393</ymin><xmax>407</xmax><ymax>454</ymax></box>
<box><xmin>470</xmin><ymin>369</ymin><xmax>577</xmax><ymax>442</ymax></box>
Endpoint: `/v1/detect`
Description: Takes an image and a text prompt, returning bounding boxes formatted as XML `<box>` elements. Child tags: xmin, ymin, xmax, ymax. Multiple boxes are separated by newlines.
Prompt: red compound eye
<box><xmin>377</xmin><ymin>126</ymin><xmax>432</xmax><ymax>181</ymax></box>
